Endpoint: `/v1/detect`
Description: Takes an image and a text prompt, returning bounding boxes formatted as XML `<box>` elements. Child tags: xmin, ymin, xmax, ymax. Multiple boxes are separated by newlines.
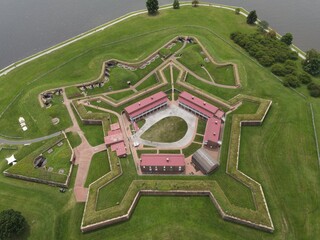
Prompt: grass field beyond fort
<box><xmin>0</xmin><ymin>4</ymin><xmax>320</xmax><ymax>240</ymax></box>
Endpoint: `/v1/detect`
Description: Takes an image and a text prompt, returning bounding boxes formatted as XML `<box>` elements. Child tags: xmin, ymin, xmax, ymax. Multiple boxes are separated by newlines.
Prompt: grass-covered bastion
<box><xmin>0</xmin><ymin>3</ymin><xmax>319</xmax><ymax>240</ymax></box>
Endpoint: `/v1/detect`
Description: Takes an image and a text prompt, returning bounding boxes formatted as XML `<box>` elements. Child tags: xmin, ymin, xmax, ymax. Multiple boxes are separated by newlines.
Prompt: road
<box><xmin>0</xmin><ymin>131</ymin><xmax>62</xmax><ymax>145</ymax></box>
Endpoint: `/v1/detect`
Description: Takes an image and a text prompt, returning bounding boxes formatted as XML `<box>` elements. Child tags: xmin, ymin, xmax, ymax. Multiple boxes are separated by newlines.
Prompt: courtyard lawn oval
<box><xmin>140</xmin><ymin>116</ymin><xmax>188</xmax><ymax>143</ymax></box>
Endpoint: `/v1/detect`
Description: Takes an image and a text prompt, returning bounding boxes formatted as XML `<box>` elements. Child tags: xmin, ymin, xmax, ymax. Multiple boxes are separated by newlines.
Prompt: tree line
<box><xmin>230</xmin><ymin>10</ymin><xmax>320</xmax><ymax>97</ymax></box>
<box><xmin>146</xmin><ymin>0</ymin><xmax>199</xmax><ymax>15</ymax></box>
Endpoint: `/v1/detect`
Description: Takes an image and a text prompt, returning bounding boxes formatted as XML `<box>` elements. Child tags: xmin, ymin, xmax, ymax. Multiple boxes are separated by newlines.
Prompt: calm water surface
<box><xmin>0</xmin><ymin>0</ymin><xmax>319</xmax><ymax>69</ymax></box>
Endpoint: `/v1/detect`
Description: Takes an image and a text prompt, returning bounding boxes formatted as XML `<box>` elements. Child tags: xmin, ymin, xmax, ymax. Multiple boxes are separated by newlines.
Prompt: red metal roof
<box><xmin>204</xmin><ymin>117</ymin><xmax>222</xmax><ymax>144</ymax></box>
<box><xmin>215</xmin><ymin>110</ymin><xmax>225</xmax><ymax>119</ymax></box>
<box><xmin>111</xmin><ymin>142</ymin><xmax>126</xmax><ymax>157</ymax></box>
<box><xmin>178</xmin><ymin>91</ymin><xmax>218</xmax><ymax>118</ymax></box>
<box><xmin>110</xmin><ymin>123</ymin><xmax>120</xmax><ymax>131</ymax></box>
<box><xmin>124</xmin><ymin>92</ymin><xmax>168</xmax><ymax>119</ymax></box>
<box><xmin>140</xmin><ymin>154</ymin><xmax>185</xmax><ymax>167</ymax></box>
<box><xmin>108</xmin><ymin>129</ymin><xmax>121</xmax><ymax>136</ymax></box>
<box><xmin>104</xmin><ymin>133</ymin><xmax>124</xmax><ymax>146</ymax></box>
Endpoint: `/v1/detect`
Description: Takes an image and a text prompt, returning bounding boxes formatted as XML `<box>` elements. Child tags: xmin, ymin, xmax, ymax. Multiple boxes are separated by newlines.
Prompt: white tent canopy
<box><xmin>19</xmin><ymin>117</ymin><xmax>25</xmax><ymax>123</ymax></box>
<box><xmin>6</xmin><ymin>155</ymin><xmax>16</xmax><ymax>165</ymax></box>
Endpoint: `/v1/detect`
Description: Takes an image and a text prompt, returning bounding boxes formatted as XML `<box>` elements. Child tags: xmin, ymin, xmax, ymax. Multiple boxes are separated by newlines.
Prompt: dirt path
<box><xmin>174</xmin><ymin>60</ymin><xmax>238</xmax><ymax>89</ymax></box>
<box><xmin>201</xmin><ymin>66</ymin><xmax>215</xmax><ymax>83</ymax></box>
<box><xmin>170</xmin><ymin>62</ymin><xmax>174</xmax><ymax>100</ymax></box>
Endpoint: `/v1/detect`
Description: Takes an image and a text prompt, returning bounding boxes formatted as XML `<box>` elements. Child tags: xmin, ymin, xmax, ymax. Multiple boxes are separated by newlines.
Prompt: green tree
<box><xmin>173</xmin><ymin>0</ymin><xmax>180</xmax><ymax>9</ymax></box>
<box><xmin>283</xmin><ymin>60</ymin><xmax>297</xmax><ymax>75</ymax></box>
<box><xmin>0</xmin><ymin>209</ymin><xmax>26</xmax><ymax>239</ymax></box>
<box><xmin>267</xmin><ymin>30</ymin><xmax>277</xmax><ymax>39</ymax></box>
<box><xmin>271</xmin><ymin>63</ymin><xmax>287</xmax><ymax>76</ymax></box>
<box><xmin>281</xmin><ymin>33</ymin><xmax>293</xmax><ymax>45</ymax></box>
<box><xmin>258</xmin><ymin>55</ymin><xmax>274</xmax><ymax>67</ymax></box>
<box><xmin>146</xmin><ymin>0</ymin><xmax>159</xmax><ymax>15</ymax></box>
<box><xmin>298</xmin><ymin>73</ymin><xmax>312</xmax><ymax>84</ymax></box>
<box><xmin>235</xmin><ymin>8</ymin><xmax>241</xmax><ymax>15</ymax></box>
<box><xmin>192</xmin><ymin>0</ymin><xmax>199</xmax><ymax>7</ymax></box>
<box><xmin>308</xmin><ymin>82</ymin><xmax>320</xmax><ymax>97</ymax></box>
<box><xmin>303</xmin><ymin>49</ymin><xmax>320</xmax><ymax>76</ymax></box>
<box><xmin>247</xmin><ymin>10</ymin><xmax>257</xmax><ymax>24</ymax></box>
<box><xmin>283</xmin><ymin>74</ymin><xmax>300</xmax><ymax>88</ymax></box>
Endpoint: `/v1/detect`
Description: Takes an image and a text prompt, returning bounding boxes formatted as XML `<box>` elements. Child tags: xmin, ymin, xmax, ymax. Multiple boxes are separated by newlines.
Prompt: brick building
<box><xmin>124</xmin><ymin>92</ymin><xmax>168</xmax><ymax>121</ymax></box>
<box><xmin>140</xmin><ymin>154</ymin><xmax>185</xmax><ymax>174</ymax></box>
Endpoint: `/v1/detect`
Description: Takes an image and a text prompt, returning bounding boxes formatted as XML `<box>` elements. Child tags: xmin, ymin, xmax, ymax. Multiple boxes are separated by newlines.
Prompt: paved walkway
<box><xmin>62</xmin><ymin>90</ymin><xmax>107</xmax><ymax>202</ymax></box>
<box><xmin>132</xmin><ymin>104</ymin><xmax>197</xmax><ymax>148</ymax></box>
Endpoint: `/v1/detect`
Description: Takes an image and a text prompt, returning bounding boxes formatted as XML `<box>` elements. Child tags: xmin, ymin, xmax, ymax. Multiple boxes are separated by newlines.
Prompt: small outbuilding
<box><xmin>192</xmin><ymin>148</ymin><xmax>219</xmax><ymax>174</ymax></box>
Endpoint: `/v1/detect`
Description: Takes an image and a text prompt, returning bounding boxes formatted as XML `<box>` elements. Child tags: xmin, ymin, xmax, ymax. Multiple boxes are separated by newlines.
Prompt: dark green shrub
<box><xmin>308</xmin><ymin>82</ymin><xmax>318</xmax><ymax>90</ymax></box>
<box><xmin>298</xmin><ymin>73</ymin><xmax>312</xmax><ymax>84</ymax></box>
<box><xmin>283</xmin><ymin>60</ymin><xmax>297</xmax><ymax>75</ymax></box>
<box><xmin>284</xmin><ymin>74</ymin><xmax>300</xmax><ymax>88</ymax></box>
<box><xmin>271</xmin><ymin>63</ymin><xmax>286</xmax><ymax>76</ymax></box>
<box><xmin>310</xmin><ymin>88</ymin><xmax>320</xmax><ymax>97</ymax></box>
<box><xmin>258</xmin><ymin>56</ymin><xmax>274</xmax><ymax>67</ymax></box>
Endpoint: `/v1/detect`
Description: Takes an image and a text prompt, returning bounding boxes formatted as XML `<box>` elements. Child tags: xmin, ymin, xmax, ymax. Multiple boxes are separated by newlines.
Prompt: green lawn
<box><xmin>85</xmin><ymin>58</ymin><xmax>163</xmax><ymax>95</ymax></box>
<box><xmin>136</xmin><ymin>74</ymin><xmax>159</xmax><ymax>91</ymax></box>
<box><xmin>178</xmin><ymin>44</ymin><xmax>236</xmax><ymax>85</ymax></box>
<box><xmin>85</xmin><ymin>151</ymin><xmax>110</xmax><ymax>187</ymax></box>
<box><xmin>141</xmin><ymin>117</ymin><xmax>188</xmax><ymax>143</ymax></box>
<box><xmin>185</xmin><ymin>74</ymin><xmax>240</xmax><ymax>100</ymax></box>
<box><xmin>182</xmin><ymin>142</ymin><xmax>202</xmax><ymax>157</ymax></box>
<box><xmin>66</xmin><ymin>131</ymin><xmax>82</xmax><ymax>148</ymax></box>
<box><xmin>42</xmin><ymin>139</ymin><xmax>72</xmax><ymax>174</ymax></box>
<box><xmin>107</xmin><ymin>89</ymin><xmax>135</xmax><ymax>101</ymax></box>
<box><xmin>72</xmin><ymin>106</ymin><xmax>104</xmax><ymax>147</ymax></box>
<box><xmin>0</xmin><ymin>5</ymin><xmax>320</xmax><ymax>240</ymax></box>
<box><xmin>137</xmin><ymin>149</ymin><xmax>157</xmax><ymax>157</ymax></box>
<box><xmin>136</xmin><ymin>119</ymin><xmax>146</xmax><ymax>129</ymax></box>
<box><xmin>172</xmin><ymin>65</ymin><xmax>180</xmax><ymax>83</ymax></box>
<box><xmin>194</xmin><ymin>134</ymin><xmax>204</xmax><ymax>143</ymax></box>
<box><xmin>158</xmin><ymin>149</ymin><xmax>181</xmax><ymax>154</ymax></box>
<box><xmin>65</xmin><ymin>86</ymin><xmax>83</xmax><ymax>99</ymax></box>
<box><xmin>197</xmin><ymin>118</ymin><xmax>207</xmax><ymax>134</ymax></box>
<box><xmin>163</xmin><ymin>66</ymin><xmax>171</xmax><ymax>82</ymax></box>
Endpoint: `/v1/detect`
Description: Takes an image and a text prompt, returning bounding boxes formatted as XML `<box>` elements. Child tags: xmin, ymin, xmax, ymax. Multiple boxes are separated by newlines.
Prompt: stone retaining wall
<box><xmin>3</xmin><ymin>171</ymin><xmax>68</xmax><ymax>188</ymax></box>
<box><xmin>81</xmin><ymin>190</ymin><xmax>273</xmax><ymax>233</ymax></box>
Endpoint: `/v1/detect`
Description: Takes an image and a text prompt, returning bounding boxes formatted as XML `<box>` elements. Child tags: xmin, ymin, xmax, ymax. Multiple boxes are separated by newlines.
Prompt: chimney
<box><xmin>151</xmin><ymin>97</ymin><xmax>153</xmax><ymax>100</ymax></box>
<box><xmin>138</xmin><ymin>102</ymin><xmax>141</xmax><ymax>105</ymax></box>
<box><xmin>192</xmin><ymin>96</ymin><xmax>194</xmax><ymax>99</ymax></box>
<box><xmin>203</xmin><ymin>102</ymin><xmax>206</xmax><ymax>105</ymax></box>
<box><xmin>213</xmin><ymin>132</ymin><xmax>216</xmax><ymax>136</ymax></box>
<box><xmin>215</xmin><ymin>121</ymin><xmax>218</xmax><ymax>124</ymax></box>
<box><xmin>166</xmin><ymin>157</ymin><xmax>169</xmax><ymax>162</ymax></box>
